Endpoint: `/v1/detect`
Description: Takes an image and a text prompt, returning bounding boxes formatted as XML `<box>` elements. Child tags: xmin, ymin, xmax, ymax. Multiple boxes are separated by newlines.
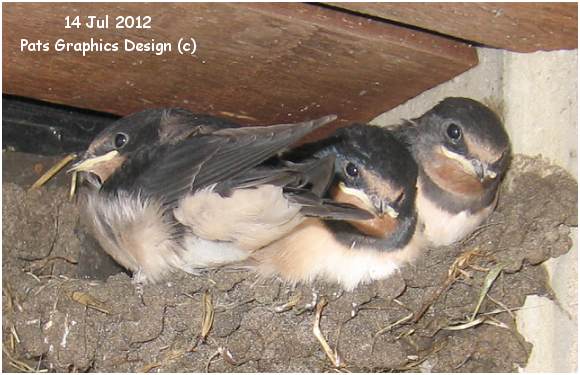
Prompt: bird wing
<box><xmin>217</xmin><ymin>154</ymin><xmax>335</xmax><ymax>195</ymax></box>
<box><xmin>287</xmin><ymin>192</ymin><xmax>375</xmax><ymax>221</ymax></box>
<box><xmin>158</xmin><ymin>109</ymin><xmax>240</xmax><ymax>144</ymax></box>
<box><xmin>219</xmin><ymin>155</ymin><xmax>374</xmax><ymax>221</ymax></box>
<box><xmin>132</xmin><ymin>115</ymin><xmax>337</xmax><ymax>206</ymax></box>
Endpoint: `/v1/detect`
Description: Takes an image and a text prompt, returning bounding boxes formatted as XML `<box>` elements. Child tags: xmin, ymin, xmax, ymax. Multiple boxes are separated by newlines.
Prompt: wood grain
<box><xmin>3</xmin><ymin>3</ymin><xmax>477</xmax><ymax>135</ymax></box>
<box><xmin>330</xmin><ymin>3</ymin><xmax>577</xmax><ymax>53</ymax></box>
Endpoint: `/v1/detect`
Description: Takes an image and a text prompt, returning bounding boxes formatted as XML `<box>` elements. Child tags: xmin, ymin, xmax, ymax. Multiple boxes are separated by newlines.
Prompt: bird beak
<box><xmin>334</xmin><ymin>182</ymin><xmax>400</xmax><ymax>238</ymax></box>
<box><xmin>68</xmin><ymin>150</ymin><xmax>119</xmax><ymax>173</ymax></box>
<box><xmin>337</xmin><ymin>182</ymin><xmax>399</xmax><ymax>219</ymax></box>
<box><xmin>440</xmin><ymin>146</ymin><xmax>497</xmax><ymax>182</ymax></box>
<box><xmin>470</xmin><ymin>159</ymin><xmax>497</xmax><ymax>181</ymax></box>
<box><xmin>382</xmin><ymin>202</ymin><xmax>400</xmax><ymax>219</ymax></box>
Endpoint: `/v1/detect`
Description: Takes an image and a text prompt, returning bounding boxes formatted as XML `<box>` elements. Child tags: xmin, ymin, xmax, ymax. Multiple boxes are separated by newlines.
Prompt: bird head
<box><xmin>321</xmin><ymin>124</ymin><xmax>418</xmax><ymax>238</ymax></box>
<box><xmin>411</xmin><ymin>97</ymin><xmax>511</xmax><ymax>196</ymax></box>
<box><xmin>69</xmin><ymin>109</ymin><xmax>213</xmax><ymax>188</ymax></box>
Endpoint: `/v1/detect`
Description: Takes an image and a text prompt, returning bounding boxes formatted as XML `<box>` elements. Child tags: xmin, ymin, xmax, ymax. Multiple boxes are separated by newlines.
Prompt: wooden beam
<box><xmin>329</xmin><ymin>3</ymin><xmax>578</xmax><ymax>53</ymax></box>
<box><xmin>3</xmin><ymin>2</ymin><xmax>477</xmax><ymax>135</ymax></box>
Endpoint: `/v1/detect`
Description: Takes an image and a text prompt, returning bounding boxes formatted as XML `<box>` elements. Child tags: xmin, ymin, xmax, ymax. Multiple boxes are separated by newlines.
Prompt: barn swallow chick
<box><xmin>391</xmin><ymin>97</ymin><xmax>511</xmax><ymax>246</ymax></box>
<box><xmin>250</xmin><ymin>124</ymin><xmax>423</xmax><ymax>291</ymax></box>
<box><xmin>70</xmin><ymin>109</ymin><xmax>372</xmax><ymax>283</ymax></box>
<box><xmin>74</xmin><ymin>108</ymin><xmax>240</xmax><ymax>189</ymax></box>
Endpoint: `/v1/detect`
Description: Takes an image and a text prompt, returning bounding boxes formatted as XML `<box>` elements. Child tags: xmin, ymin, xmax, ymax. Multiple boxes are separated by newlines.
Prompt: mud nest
<box><xmin>2</xmin><ymin>152</ymin><xmax>577</xmax><ymax>372</ymax></box>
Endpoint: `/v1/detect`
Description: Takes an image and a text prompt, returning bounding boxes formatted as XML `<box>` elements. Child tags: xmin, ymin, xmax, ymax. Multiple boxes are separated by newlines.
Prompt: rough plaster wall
<box><xmin>503</xmin><ymin>51</ymin><xmax>578</xmax><ymax>179</ymax></box>
<box><xmin>516</xmin><ymin>294</ymin><xmax>577</xmax><ymax>373</ymax></box>
<box><xmin>516</xmin><ymin>230</ymin><xmax>578</xmax><ymax>372</ymax></box>
<box><xmin>372</xmin><ymin>48</ymin><xmax>504</xmax><ymax>128</ymax></box>
<box><xmin>372</xmin><ymin>47</ymin><xmax>578</xmax><ymax>372</ymax></box>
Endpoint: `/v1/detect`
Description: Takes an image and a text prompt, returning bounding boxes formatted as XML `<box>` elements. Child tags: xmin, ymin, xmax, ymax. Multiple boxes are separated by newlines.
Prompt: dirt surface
<box><xmin>2</xmin><ymin>151</ymin><xmax>577</xmax><ymax>372</ymax></box>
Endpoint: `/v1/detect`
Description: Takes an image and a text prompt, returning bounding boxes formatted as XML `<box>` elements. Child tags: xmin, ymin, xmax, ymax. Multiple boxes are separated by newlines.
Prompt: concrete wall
<box><xmin>372</xmin><ymin>47</ymin><xmax>578</xmax><ymax>372</ymax></box>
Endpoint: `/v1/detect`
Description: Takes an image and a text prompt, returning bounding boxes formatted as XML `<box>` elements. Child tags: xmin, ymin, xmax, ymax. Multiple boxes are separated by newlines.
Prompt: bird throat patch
<box><xmin>425</xmin><ymin>147</ymin><xmax>485</xmax><ymax>197</ymax></box>
<box><xmin>330</xmin><ymin>185</ymin><xmax>397</xmax><ymax>238</ymax></box>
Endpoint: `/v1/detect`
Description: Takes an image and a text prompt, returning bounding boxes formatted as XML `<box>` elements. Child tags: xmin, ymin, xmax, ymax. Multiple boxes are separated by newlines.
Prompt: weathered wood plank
<box><xmin>330</xmin><ymin>3</ymin><xmax>577</xmax><ymax>53</ymax></box>
<box><xmin>3</xmin><ymin>3</ymin><xmax>477</xmax><ymax>134</ymax></box>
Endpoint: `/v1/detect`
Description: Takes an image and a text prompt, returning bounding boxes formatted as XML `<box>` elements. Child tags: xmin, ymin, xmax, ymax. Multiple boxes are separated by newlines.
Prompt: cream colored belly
<box><xmin>83</xmin><ymin>185</ymin><xmax>302</xmax><ymax>283</ymax></box>
<box><xmin>253</xmin><ymin>219</ymin><xmax>422</xmax><ymax>291</ymax></box>
<box><xmin>416</xmin><ymin>190</ymin><xmax>494</xmax><ymax>247</ymax></box>
<box><xmin>174</xmin><ymin>185</ymin><xmax>303</xmax><ymax>251</ymax></box>
<box><xmin>178</xmin><ymin>235</ymin><xmax>249</xmax><ymax>272</ymax></box>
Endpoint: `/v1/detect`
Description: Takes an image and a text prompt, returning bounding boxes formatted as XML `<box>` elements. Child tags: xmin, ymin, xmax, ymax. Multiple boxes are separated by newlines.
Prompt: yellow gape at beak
<box><xmin>334</xmin><ymin>182</ymin><xmax>400</xmax><ymax>238</ymax></box>
<box><xmin>337</xmin><ymin>182</ymin><xmax>375</xmax><ymax>212</ymax></box>
<box><xmin>440</xmin><ymin>146</ymin><xmax>476</xmax><ymax>176</ymax></box>
<box><xmin>383</xmin><ymin>203</ymin><xmax>399</xmax><ymax>219</ymax></box>
<box><xmin>440</xmin><ymin>145</ymin><xmax>498</xmax><ymax>181</ymax></box>
<box><xmin>337</xmin><ymin>182</ymin><xmax>399</xmax><ymax>219</ymax></box>
<box><xmin>68</xmin><ymin>150</ymin><xmax>120</xmax><ymax>173</ymax></box>
<box><xmin>486</xmin><ymin>169</ymin><xmax>497</xmax><ymax>179</ymax></box>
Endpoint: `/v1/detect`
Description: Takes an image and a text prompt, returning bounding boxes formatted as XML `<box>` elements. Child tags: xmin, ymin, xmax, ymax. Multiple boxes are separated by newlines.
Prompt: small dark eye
<box><xmin>446</xmin><ymin>123</ymin><xmax>462</xmax><ymax>141</ymax></box>
<box><xmin>345</xmin><ymin>162</ymin><xmax>359</xmax><ymax>178</ymax></box>
<box><xmin>114</xmin><ymin>133</ymin><xmax>128</xmax><ymax>149</ymax></box>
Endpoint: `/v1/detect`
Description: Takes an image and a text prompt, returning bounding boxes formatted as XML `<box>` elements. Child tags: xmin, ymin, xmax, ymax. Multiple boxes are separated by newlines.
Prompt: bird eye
<box><xmin>446</xmin><ymin>123</ymin><xmax>462</xmax><ymax>141</ymax></box>
<box><xmin>345</xmin><ymin>162</ymin><xmax>359</xmax><ymax>178</ymax></box>
<box><xmin>114</xmin><ymin>133</ymin><xmax>128</xmax><ymax>149</ymax></box>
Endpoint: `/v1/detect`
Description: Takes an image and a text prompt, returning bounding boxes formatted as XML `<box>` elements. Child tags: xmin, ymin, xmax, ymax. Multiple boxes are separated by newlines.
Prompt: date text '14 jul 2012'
<box><xmin>65</xmin><ymin>15</ymin><xmax>152</xmax><ymax>30</ymax></box>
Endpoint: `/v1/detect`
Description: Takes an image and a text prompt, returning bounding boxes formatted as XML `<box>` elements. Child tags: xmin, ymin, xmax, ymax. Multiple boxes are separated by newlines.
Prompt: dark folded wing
<box><xmin>286</xmin><ymin>191</ymin><xmax>374</xmax><ymax>221</ymax></box>
<box><xmin>132</xmin><ymin>115</ymin><xmax>337</xmax><ymax>206</ymax></box>
<box><xmin>217</xmin><ymin>153</ymin><xmax>374</xmax><ymax>221</ymax></box>
<box><xmin>219</xmin><ymin>154</ymin><xmax>335</xmax><ymax>195</ymax></box>
<box><xmin>158</xmin><ymin>109</ymin><xmax>241</xmax><ymax>144</ymax></box>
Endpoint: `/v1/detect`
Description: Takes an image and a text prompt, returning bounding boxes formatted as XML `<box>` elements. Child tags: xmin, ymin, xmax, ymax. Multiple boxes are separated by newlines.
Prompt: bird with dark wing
<box><xmin>250</xmin><ymin>124</ymin><xmax>423</xmax><ymax>291</ymax></box>
<box><xmin>70</xmin><ymin>109</ymin><xmax>372</xmax><ymax>283</ymax></box>
<box><xmin>391</xmin><ymin>97</ymin><xmax>511</xmax><ymax>246</ymax></box>
<box><xmin>74</xmin><ymin>108</ymin><xmax>241</xmax><ymax>189</ymax></box>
